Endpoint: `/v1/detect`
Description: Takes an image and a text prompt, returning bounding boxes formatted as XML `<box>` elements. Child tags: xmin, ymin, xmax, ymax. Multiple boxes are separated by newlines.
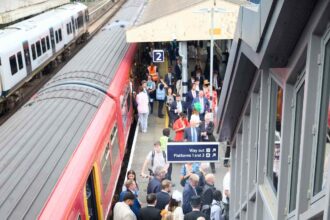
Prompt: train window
<box><xmin>46</xmin><ymin>36</ymin><xmax>50</xmax><ymax>50</ymax></box>
<box><xmin>77</xmin><ymin>14</ymin><xmax>84</xmax><ymax>29</ymax></box>
<box><xmin>69</xmin><ymin>24</ymin><xmax>72</xmax><ymax>34</ymax></box>
<box><xmin>86</xmin><ymin>169</ymin><xmax>99</xmax><ymax>220</ymax></box>
<box><xmin>17</xmin><ymin>52</ymin><xmax>23</xmax><ymax>70</ymax></box>
<box><xmin>55</xmin><ymin>31</ymin><xmax>59</xmax><ymax>44</ymax></box>
<box><xmin>36</xmin><ymin>41</ymin><xmax>42</xmax><ymax>57</ymax></box>
<box><xmin>31</xmin><ymin>44</ymin><xmax>36</xmax><ymax>60</ymax></box>
<box><xmin>110</xmin><ymin>125</ymin><xmax>120</xmax><ymax>170</ymax></box>
<box><xmin>41</xmin><ymin>38</ymin><xmax>47</xmax><ymax>53</ymax></box>
<box><xmin>101</xmin><ymin>142</ymin><xmax>112</xmax><ymax>193</ymax></box>
<box><xmin>85</xmin><ymin>10</ymin><xmax>89</xmax><ymax>22</ymax></box>
<box><xmin>121</xmin><ymin>86</ymin><xmax>131</xmax><ymax>129</ymax></box>
<box><xmin>75</xmin><ymin>19</ymin><xmax>78</xmax><ymax>30</ymax></box>
<box><xmin>9</xmin><ymin>55</ymin><xmax>18</xmax><ymax>75</ymax></box>
<box><xmin>67</xmin><ymin>23</ymin><xmax>70</xmax><ymax>35</ymax></box>
<box><xmin>58</xmin><ymin>29</ymin><xmax>62</xmax><ymax>42</ymax></box>
<box><xmin>0</xmin><ymin>57</ymin><xmax>2</xmax><ymax>66</ymax></box>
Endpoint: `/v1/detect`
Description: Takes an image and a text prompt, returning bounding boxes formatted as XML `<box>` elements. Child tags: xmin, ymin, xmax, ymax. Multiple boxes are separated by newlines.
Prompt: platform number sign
<box><xmin>152</xmin><ymin>50</ymin><xmax>164</xmax><ymax>63</ymax></box>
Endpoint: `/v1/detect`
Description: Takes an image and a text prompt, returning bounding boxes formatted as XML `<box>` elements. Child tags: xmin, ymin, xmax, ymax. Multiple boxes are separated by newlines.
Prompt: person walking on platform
<box><xmin>184</xmin><ymin>196</ymin><xmax>208</xmax><ymax>220</ymax></box>
<box><xmin>201</xmin><ymin>174</ymin><xmax>216</xmax><ymax>218</ymax></box>
<box><xmin>210</xmin><ymin>190</ymin><xmax>225</xmax><ymax>220</ymax></box>
<box><xmin>170</xmin><ymin>94</ymin><xmax>185</xmax><ymax>122</ymax></box>
<box><xmin>136</xmin><ymin>86</ymin><xmax>149</xmax><ymax>133</ymax></box>
<box><xmin>186</xmin><ymin>84</ymin><xmax>198</xmax><ymax>120</ymax></box>
<box><xmin>146</xmin><ymin>166</ymin><xmax>167</xmax><ymax>194</ymax></box>
<box><xmin>165</xmin><ymin>88</ymin><xmax>175</xmax><ymax>127</ymax></box>
<box><xmin>139</xmin><ymin>193</ymin><xmax>162</xmax><ymax>220</ymax></box>
<box><xmin>159</xmin><ymin>128</ymin><xmax>172</xmax><ymax>180</ymax></box>
<box><xmin>146</xmin><ymin>75</ymin><xmax>156</xmax><ymax>114</ymax></box>
<box><xmin>192</xmin><ymin>91</ymin><xmax>209</xmax><ymax>121</ymax></box>
<box><xmin>165</xmin><ymin>66</ymin><xmax>176</xmax><ymax>92</ymax></box>
<box><xmin>114</xmin><ymin>191</ymin><xmax>137</xmax><ymax>220</ymax></box>
<box><xmin>175</xmin><ymin>58</ymin><xmax>182</xmax><ymax>80</ymax></box>
<box><xmin>173</xmin><ymin>113</ymin><xmax>189</xmax><ymax>142</ymax></box>
<box><xmin>156</xmin><ymin>82</ymin><xmax>166</xmax><ymax>118</ymax></box>
<box><xmin>155</xmin><ymin>179</ymin><xmax>172</xmax><ymax>210</ymax></box>
<box><xmin>201</xmin><ymin>113</ymin><xmax>216</xmax><ymax>173</ymax></box>
<box><xmin>182</xmin><ymin>174</ymin><xmax>200</xmax><ymax>214</ymax></box>
<box><xmin>119</xmin><ymin>179</ymin><xmax>141</xmax><ymax>219</ymax></box>
<box><xmin>184</xmin><ymin>118</ymin><xmax>201</xmax><ymax>142</ymax></box>
<box><xmin>148</xmin><ymin>62</ymin><xmax>159</xmax><ymax>82</ymax></box>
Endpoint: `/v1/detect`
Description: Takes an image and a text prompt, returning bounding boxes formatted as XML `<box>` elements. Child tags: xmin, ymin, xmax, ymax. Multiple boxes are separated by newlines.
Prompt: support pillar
<box><xmin>179</xmin><ymin>41</ymin><xmax>188</xmax><ymax>101</ymax></box>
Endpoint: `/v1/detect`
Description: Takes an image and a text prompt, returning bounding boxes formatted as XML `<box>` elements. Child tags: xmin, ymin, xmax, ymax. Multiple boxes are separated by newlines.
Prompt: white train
<box><xmin>0</xmin><ymin>3</ymin><xmax>89</xmax><ymax>99</ymax></box>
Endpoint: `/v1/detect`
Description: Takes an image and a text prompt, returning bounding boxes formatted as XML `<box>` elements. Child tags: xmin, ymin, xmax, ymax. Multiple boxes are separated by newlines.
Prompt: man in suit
<box><xmin>114</xmin><ymin>191</ymin><xmax>137</xmax><ymax>220</ymax></box>
<box><xmin>164</xmin><ymin>66</ymin><xmax>176</xmax><ymax>92</ymax></box>
<box><xmin>184</xmin><ymin>118</ymin><xmax>201</xmax><ymax>142</ymax></box>
<box><xmin>170</xmin><ymin>94</ymin><xmax>185</xmax><ymax>122</ymax></box>
<box><xmin>192</xmin><ymin>90</ymin><xmax>210</xmax><ymax>121</ymax></box>
<box><xmin>186</xmin><ymin>83</ymin><xmax>198</xmax><ymax>120</ymax></box>
<box><xmin>175</xmin><ymin>58</ymin><xmax>182</xmax><ymax>80</ymax></box>
<box><xmin>147</xmin><ymin>166</ymin><xmax>167</xmax><ymax>194</ymax></box>
<box><xmin>155</xmin><ymin>179</ymin><xmax>172</xmax><ymax>210</ymax></box>
<box><xmin>201</xmin><ymin>174</ymin><xmax>216</xmax><ymax>218</ymax></box>
<box><xmin>200</xmin><ymin>113</ymin><xmax>216</xmax><ymax>173</ymax></box>
<box><xmin>119</xmin><ymin>179</ymin><xmax>141</xmax><ymax>218</ymax></box>
<box><xmin>139</xmin><ymin>193</ymin><xmax>161</xmax><ymax>220</ymax></box>
<box><xmin>184</xmin><ymin>196</ymin><xmax>208</xmax><ymax>220</ymax></box>
<box><xmin>183</xmin><ymin>174</ymin><xmax>200</xmax><ymax>214</ymax></box>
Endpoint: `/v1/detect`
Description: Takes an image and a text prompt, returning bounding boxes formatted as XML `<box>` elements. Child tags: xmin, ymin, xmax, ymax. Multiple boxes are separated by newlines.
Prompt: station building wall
<box><xmin>218</xmin><ymin>0</ymin><xmax>330</xmax><ymax>219</ymax></box>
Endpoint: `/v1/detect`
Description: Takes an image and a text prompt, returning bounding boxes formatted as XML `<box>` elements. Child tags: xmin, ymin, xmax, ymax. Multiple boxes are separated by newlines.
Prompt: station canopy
<box><xmin>126</xmin><ymin>0</ymin><xmax>248</xmax><ymax>42</ymax></box>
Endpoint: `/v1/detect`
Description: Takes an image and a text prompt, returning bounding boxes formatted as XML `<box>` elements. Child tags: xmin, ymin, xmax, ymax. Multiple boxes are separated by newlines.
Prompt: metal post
<box><xmin>209</xmin><ymin>0</ymin><xmax>216</xmax><ymax>101</ymax></box>
<box><xmin>179</xmin><ymin>41</ymin><xmax>188</xmax><ymax>101</ymax></box>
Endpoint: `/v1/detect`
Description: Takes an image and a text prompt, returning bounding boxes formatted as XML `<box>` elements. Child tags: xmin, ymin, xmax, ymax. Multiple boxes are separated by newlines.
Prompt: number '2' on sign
<box><xmin>152</xmin><ymin>50</ymin><xmax>164</xmax><ymax>63</ymax></box>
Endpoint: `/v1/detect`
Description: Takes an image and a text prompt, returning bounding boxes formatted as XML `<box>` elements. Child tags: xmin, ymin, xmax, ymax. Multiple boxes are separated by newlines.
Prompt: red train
<box><xmin>0</xmin><ymin>0</ymin><xmax>143</xmax><ymax>219</ymax></box>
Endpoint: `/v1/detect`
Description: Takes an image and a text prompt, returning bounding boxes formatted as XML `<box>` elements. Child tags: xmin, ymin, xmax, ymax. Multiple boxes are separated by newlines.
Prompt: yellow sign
<box><xmin>209</xmin><ymin>28</ymin><xmax>222</xmax><ymax>35</ymax></box>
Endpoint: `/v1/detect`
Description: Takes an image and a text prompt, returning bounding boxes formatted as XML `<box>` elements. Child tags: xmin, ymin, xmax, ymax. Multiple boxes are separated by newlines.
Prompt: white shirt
<box><xmin>222</xmin><ymin>171</ymin><xmax>230</xmax><ymax>204</ymax></box>
<box><xmin>177</xmin><ymin>101</ymin><xmax>183</xmax><ymax>113</ymax></box>
<box><xmin>146</xmin><ymin>150</ymin><xmax>167</xmax><ymax>172</ymax></box>
<box><xmin>113</xmin><ymin>202</ymin><xmax>137</xmax><ymax>220</ymax></box>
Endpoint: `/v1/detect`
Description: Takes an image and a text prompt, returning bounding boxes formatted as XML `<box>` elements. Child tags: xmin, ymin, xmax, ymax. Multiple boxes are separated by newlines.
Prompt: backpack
<box><xmin>210</xmin><ymin>201</ymin><xmax>226</xmax><ymax>220</ymax></box>
<box><xmin>151</xmin><ymin>150</ymin><xmax>167</xmax><ymax>168</ymax></box>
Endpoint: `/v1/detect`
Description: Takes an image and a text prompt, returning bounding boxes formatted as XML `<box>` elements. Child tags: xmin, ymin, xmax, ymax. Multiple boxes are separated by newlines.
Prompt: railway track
<box><xmin>0</xmin><ymin>0</ymin><xmax>126</xmax><ymax>125</ymax></box>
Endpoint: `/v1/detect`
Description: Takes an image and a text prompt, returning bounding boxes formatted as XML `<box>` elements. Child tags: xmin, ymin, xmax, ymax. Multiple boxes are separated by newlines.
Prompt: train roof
<box><xmin>0</xmin><ymin>3</ymin><xmax>87</xmax><ymax>52</ymax></box>
<box><xmin>0</xmin><ymin>1</ymin><xmax>140</xmax><ymax>218</ymax></box>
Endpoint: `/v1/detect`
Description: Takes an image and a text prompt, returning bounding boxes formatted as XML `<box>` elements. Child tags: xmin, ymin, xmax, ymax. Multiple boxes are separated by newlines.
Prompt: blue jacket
<box><xmin>182</xmin><ymin>183</ymin><xmax>198</xmax><ymax>214</ymax></box>
<box><xmin>119</xmin><ymin>190</ymin><xmax>141</xmax><ymax>218</ymax></box>
<box><xmin>147</xmin><ymin>177</ymin><xmax>162</xmax><ymax>194</ymax></box>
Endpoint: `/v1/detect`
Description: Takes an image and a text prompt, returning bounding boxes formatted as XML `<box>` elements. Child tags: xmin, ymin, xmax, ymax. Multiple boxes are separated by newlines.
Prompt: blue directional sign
<box><xmin>167</xmin><ymin>142</ymin><xmax>219</xmax><ymax>163</ymax></box>
<box><xmin>152</xmin><ymin>49</ymin><xmax>164</xmax><ymax>63</ymax></box>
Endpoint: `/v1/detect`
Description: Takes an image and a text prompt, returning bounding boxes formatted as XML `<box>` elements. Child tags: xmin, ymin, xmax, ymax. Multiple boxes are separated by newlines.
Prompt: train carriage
<box><xmin>0</xmin><ymin>0</ymin><xmax>143</xmax><ymax>219</ymax></box>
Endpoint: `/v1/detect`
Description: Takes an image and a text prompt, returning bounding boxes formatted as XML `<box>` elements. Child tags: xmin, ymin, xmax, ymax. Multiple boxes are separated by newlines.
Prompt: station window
<box><xmin>314</xmin><ymin>41</ymin><xmax>330</xmax><ymax>195</ymax></box>
<box><xmin>46</xmin><ymin>36</ymin><xmax>50</xmax><ymax>50</ymax></box>
<box><xmin>55</xmin><ymin>31</ymin><xmax>59</xmax><ymax>44</ymax></box>
<box><xmin>17</xmin><ymin>52</ymin><xmax>23</xmax><ymax>70</ymax></box>
<box><xmin>41</xmin><ymin>38</ymin><xmax>47</xmax><ymax>53</ymax></box>
<box><xmin>31</xmin><ymin>44</ymin><xmax>36</xmax><ymax>60</ymax></box>
<box><xmin>9</xmin><ymin>55</ymin><xmax>18</xmax><ymax>75</ymax></box>
<box><xmin>58</xmin><ymin>29</ymin><xmax>62</xmax><ymax>42</ymax></box>
<box><xmin>289</xmin><ymin>80</ymin><xmax>305</xmax><ymax>212</ymax></box>
<box><xmin>267</xmin><ymin>79</ymin><xmax>283</xmax><ymax>194</ymax></box>
<box><xmin>101</xmin><ymin>142</ymin><xmax>112</xmax><ymax>193</ymax></box>
<box><xmin>36</xmin><ymin>41</ymin><xmax>42</xmax><ymax>57</ymax></box>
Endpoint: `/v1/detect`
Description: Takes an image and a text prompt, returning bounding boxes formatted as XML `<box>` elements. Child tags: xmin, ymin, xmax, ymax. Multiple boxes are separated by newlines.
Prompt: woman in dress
<box><xmin>172</xmin><ymin>112</ymin><xmax>189</xmax><ymax>141</ymax></box>
<box><xmin>166</xmin><ymin>88</ymin><xmax>175</xmax><ymax>126</ymax></box>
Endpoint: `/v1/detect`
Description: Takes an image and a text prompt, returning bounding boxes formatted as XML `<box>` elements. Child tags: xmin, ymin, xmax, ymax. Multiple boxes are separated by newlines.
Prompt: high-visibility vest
<box><xmin>148</xmin><ymin>66</ymin><xmax>158</xmax><ymax>81</ymax></box>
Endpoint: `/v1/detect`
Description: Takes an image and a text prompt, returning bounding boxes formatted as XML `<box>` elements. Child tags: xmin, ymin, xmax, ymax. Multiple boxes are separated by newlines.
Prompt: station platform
<box><xmin>127</xmin><ymin>54</ymin><xmax>228</xmax><ymax>204</ymax></box>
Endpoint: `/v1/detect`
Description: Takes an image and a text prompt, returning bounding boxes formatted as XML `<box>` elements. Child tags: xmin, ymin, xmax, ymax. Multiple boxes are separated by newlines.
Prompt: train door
<box><xmin>49</xmin><ymin>28</ymin><xmax>56</xmax><ymax>54</ymax></box>
<box><xmin>71</xmin><ymin>16</ymin><xmax>76</xmax><ymax>38</ymax></box>
<box><xmin>22</xmin><ymin>41</ymin><xmax>32</xmax><ymax>75</ymax></box>
<box><xmin>85</xmin><ymin>168</ymin><xmax>102</xmax><ymax>220</ymax></box>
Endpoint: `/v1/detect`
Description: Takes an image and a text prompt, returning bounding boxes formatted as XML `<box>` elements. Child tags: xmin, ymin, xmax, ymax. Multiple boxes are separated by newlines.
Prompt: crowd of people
<box><xmin>114</xmin><ymin>43</ymin><xmax>230</xmax><ymax>220</ymax></box>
